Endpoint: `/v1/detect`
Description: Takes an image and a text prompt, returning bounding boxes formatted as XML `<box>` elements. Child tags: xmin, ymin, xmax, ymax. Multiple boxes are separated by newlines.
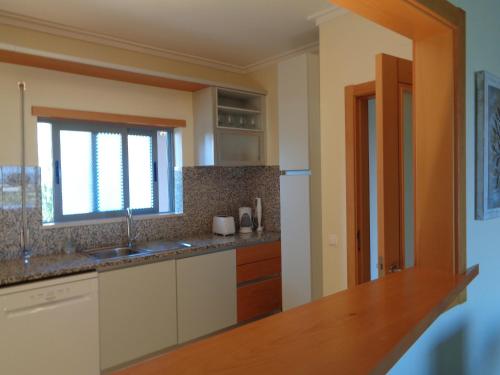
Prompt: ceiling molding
<box><xmin>0</xmin><ymin>9</ymin><xmax>322</xmax><ymax>74</ymax></box>
<box><xmin>307</xmin><ymin>6</ymin><xmax>349</xmax><ymax>26</ymax></box>
<box><xmin>0</xmin><ymin>10</ymin><xmax>247</xmax><ymax>73</ymax></box>
<box><xmin>245</xmin><ymin>41</ymin><xmax>319</xmax><ymax>73</ymax></box>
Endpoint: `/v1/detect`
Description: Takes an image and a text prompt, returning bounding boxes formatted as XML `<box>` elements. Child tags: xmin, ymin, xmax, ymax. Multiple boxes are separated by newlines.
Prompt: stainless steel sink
<box><xmin>86</xmin><ymin>241</ymin><xmax>192</xmax><ymax>261</ymax></box>
<box><xmin>139</xmin><ymin>241</ymin><xmax>192</xmax><ymax>253</ymax></box>
<box><xmin>87</xmin><ymin>246</ymin><xmax>149</xmax><ymax>260</ymax></box>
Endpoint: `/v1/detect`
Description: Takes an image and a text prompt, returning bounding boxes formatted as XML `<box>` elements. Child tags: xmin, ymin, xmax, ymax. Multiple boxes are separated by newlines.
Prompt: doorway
<box><xmin>345</xmin><ymin>81</ymin><xmax>375</xmax><ymax>286</ymax></box>
<box><xmin>346</xmin><ymin>54</ymin><xmax>414</xmax><ymax>287</ymax></box>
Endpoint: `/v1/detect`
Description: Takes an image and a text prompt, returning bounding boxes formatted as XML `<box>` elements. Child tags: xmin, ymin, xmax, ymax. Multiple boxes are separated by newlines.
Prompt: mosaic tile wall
<box><xmin>0</xmin><ymin>165</ymin><xmax>280</xmax><ymax>260</ymax></box>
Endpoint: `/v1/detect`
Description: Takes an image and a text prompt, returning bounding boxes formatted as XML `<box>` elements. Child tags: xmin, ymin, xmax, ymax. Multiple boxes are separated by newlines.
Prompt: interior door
<box><xmin>375</xmin><ymin>53</ymin><xmax>413</xmax><ymax>277</ymax></box>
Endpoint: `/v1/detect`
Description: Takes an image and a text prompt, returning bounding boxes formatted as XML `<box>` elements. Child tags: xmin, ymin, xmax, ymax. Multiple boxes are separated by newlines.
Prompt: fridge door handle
<box><xmin>280</xmin><ymin>170</ymin><xmax>312</xmax><ymax>176</ymax></box>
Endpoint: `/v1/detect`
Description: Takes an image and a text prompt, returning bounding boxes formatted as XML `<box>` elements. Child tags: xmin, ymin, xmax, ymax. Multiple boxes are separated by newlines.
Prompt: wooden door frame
<box><xmin>346</xmin><ymin>81</ymin><xmax>375</xmax><ymax>288</ymax></box>
<box><xmin>333</xmin><ymin>0</ymin><xmax>466</xmax><ymax>276</ymax></box>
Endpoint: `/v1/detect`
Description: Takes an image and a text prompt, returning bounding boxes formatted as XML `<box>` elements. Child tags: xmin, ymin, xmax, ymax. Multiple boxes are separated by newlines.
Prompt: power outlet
<box><xmin>328</xmin><ymin>234</ymin><xmax>338</xmax><ymax>247</ymax></box>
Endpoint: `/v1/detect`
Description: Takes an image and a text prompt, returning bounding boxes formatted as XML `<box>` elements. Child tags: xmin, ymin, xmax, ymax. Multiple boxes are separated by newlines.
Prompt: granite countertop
<box><xmin>0</xmin><ymin>231</ymin><xmax>281</xmax><ymax>288</ymax></box>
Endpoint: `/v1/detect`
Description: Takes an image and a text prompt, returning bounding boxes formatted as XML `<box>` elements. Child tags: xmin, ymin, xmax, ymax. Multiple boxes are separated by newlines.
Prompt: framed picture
<box><xmin>476</xmin><ymin>71</ymin><xmax>500</xmax><ymax>220</ymax></box>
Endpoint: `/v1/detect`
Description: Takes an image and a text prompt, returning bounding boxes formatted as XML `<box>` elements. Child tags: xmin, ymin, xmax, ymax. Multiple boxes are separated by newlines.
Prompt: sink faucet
<box><xmin>125</xmin><ymin>207</ymin><xmax>136</xmax><ymax>248</ymax></box>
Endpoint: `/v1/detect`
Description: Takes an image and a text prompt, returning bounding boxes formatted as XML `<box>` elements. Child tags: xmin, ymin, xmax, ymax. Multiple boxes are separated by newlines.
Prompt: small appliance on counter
<box><xmin>238</xmin><ymin>207</ymin><xmax>253</xmax><ymax>234</ymax></box>
<box><xmin>212</xmin><ymin>215</ymin><xmax>236</xmax><ymax>236</ymax></box>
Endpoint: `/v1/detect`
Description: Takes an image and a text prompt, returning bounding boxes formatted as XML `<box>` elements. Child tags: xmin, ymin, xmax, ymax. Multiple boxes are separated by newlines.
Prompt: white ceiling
<box><xmin>0</xmin><ymin>0</ymin><xmax>335</xmax><ymax>72</ymax></box>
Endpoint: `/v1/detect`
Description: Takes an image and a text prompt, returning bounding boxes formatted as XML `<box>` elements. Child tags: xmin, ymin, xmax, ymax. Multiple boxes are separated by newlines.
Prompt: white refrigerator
<box><xmin>278</xmin><ymin>53</ymin><xmax>318</xmax><ymax>310</ymax></box>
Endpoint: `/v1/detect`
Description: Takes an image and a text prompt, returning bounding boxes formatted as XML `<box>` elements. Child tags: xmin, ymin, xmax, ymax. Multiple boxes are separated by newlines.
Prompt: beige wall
<box><xmin>318</xmin><ymin>13</ymin><xmax>412</xmax><ymax>295</ymax></box>
<box><xmin>0</xmin><ymin>24</ymin><xmax>280</xmax><ymax>167</ymax></box>
<box><xmin>0</xmin><ymin>62</ymin><xmax>194</xmax><ymax>166</ymax></box>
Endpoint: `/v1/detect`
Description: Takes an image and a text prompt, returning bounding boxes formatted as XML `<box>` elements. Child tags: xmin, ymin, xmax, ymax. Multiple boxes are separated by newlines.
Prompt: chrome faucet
<box><xmin>125</xmin><ymin>207</ymin><xmax>136</xmax><ymax>248</ymax></box>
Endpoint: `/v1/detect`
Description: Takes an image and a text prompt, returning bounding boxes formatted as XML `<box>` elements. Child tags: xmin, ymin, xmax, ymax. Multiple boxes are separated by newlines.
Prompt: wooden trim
<box><xmin>375</xmin><ymin>55</ymin><xmax>413</xmax><ymax>275</ymax></box>
<box><xmin>113</xmin><ymin>265</ymin><xmax>478</xmax><ymax>375</ymax></box>
<box><xmin>333</xmin><ymin>0</ymin><xmax>466</xmax><ymax>276</ymax></box>
<box><xmin>329</xmin><ymin>0</ymin><xmax>453</xmax><ymax>40</ymax></box>
<box><xmin>31</xmin><ymin>106</ymin><xmax>186</xmax><ymax>128</ymax></box>
<box><xmin>453</xmin><ymin>10</ymin><xmax>467</xmax><ymax>275</ymax></box>
<box><xmin>0</xmin><ymin>49</ymin><xmax>208</xmax><ymax>92</ymax></box>
<box><xmin>376</xmin><ymin>54</ymin><xmax>401</xmax><ymax>276</ymax></box>
<box><xmin>345</xmin><ymin>86</ymin><xmax>357</xmax><ymax>288</ymax></box>
<box><xmin>399</xmin><ymin>83</ymin><xmax>413</xmax><ymax>269</ymax></box>
<box><xmin>345</xmin><ymin>81</ymin><xmax>375</xmax><ymax>288</ymax></box>
<box><xmin>357</xmin><ymin>97</ymin><xmax>371</xmax><ymax>283</ymax></box>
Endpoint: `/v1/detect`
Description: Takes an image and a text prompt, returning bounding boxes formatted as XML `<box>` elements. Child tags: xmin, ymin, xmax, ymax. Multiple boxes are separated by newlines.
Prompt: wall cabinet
<box><xmin>236</xmin><ymin>241</ymin><xmax>282</xmax><ymax>322</ymax></box>
<box><xmin>193</xmin><ymin>87</ymin><xmax>266</xmax><ymax>166</ymax></box>
<box><xmin>99</xmin><ymin>261</ymin><xmax>177</xmax><ymax>371</ymax></box>
<box><xmin>177</xmin><ymin>250</ymin><xmax>237</xmax><ymax>343</ymax></box>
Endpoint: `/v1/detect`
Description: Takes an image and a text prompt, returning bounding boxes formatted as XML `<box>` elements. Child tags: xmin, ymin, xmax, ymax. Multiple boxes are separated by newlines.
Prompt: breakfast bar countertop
<box><xmin>113</xmin><ymin>265</ymin><xmax>478</xmax><ymax>375</ymax></box>
<box><xmin>0</xmin><ymin>231</ymin><xmax>281</xmax><ymax>287</ymax></box>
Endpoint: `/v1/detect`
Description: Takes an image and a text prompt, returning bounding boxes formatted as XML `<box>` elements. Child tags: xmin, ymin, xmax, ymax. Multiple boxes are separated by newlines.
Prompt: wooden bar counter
<box><xmin>114</xmin><ymin>266</ymin><xmax>478</xmax><ymax>375</ymax></box>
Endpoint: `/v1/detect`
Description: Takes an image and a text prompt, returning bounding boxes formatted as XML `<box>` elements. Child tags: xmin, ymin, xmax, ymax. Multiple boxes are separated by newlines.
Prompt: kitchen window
<box><xmin>37</xmin><ymin>119</ymin><xmax>175</xmax><ymax>223</ymax></box>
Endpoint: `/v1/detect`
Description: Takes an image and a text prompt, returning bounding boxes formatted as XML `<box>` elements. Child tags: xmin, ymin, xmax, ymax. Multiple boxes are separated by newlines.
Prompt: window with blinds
<box><xmin>37</xmin><ymin>119</ymin><xmax>175</xmax><ymax>223</ymax></box>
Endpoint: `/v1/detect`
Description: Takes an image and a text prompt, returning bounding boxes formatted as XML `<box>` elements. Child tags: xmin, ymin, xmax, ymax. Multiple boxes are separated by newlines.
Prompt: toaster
<box><xmin>212</xmin><ymin>216</ymin><xmax>236</xmax><ymax>236</ymax></box>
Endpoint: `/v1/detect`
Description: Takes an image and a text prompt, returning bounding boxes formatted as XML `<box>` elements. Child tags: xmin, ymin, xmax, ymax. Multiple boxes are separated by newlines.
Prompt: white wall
<box><xmin>318</xmin><ymin>13</ymin><xmax>412</xmax><ymax>295</ymax></box>
<box><xmin>391</xmin><ymin>0</ymin><xmax>500</xmax><ymax>373</ymax></box>
<box><xmin>247</xmin><ymin>64</ymin><xmax>280</xmax><ymax>166</ymax></box>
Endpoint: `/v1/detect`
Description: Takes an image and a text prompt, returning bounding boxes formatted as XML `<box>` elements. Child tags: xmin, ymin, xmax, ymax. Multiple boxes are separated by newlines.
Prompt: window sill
<box><xmin>42</xmin><ymin>212</ymin><xmax>184</xmax><ymax>229</ymax></box>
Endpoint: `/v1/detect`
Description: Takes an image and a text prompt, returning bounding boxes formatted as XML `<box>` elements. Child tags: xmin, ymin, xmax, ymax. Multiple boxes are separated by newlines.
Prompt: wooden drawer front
<box><xmin>236</xmin><ymin>241</ymin><xmax>281</xmax><ymax>266</ymax></box>
<box><xmin>237</xmin><ymin>257</ymin><xmax>281</xmax><ymax>284</ymax></box>
<box><xmin>237</xmin><ymin>277</ymin><xmax>282</xmax><ymax>323</ymax></box>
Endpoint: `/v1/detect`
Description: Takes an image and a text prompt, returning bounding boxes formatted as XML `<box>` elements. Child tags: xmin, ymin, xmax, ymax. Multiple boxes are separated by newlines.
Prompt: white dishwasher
<box><xmin>0</xmin><ymin>272</ymin><xmax>100</xmax><ymax>375</ymax></box>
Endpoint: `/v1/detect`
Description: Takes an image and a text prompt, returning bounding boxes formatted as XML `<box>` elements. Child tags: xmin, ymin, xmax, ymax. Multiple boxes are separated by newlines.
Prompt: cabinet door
<box><xmin>237</xmin><ymin>276</ymin><xmax>282</xmax><ymax>322</ymax></box>
<box><xmin>216</xmin><ymin>130</ymin><xmax>264</xmax><ymax>166</ymax></box>
<box><xmin>278</xmin><ymin>54</ymin><xmax>311</xmax><ymax>170</ymax></box>
<box><xmin>177</xmin><ymin>250</ymin><xmax>237</xmax><ymax>343</ymax></box>
<box><xmin>99</xmin><ymin>261</ymin><xmax>177</xmax><ymax>370</ymax></box>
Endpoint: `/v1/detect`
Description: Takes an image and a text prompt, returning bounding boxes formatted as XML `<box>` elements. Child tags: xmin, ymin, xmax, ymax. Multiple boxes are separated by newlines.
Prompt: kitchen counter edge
<box><xmin>0</xmin><ymin>231</ymin><xmax>281</xmax><ymax>288</ymax></box>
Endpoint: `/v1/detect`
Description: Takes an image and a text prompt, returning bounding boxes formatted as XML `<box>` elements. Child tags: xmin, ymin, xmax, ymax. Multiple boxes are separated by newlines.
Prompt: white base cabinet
<box><xmin>177</xmin><ymin>250</ymin><xmax>237</xmax><ymax>343</ymax></box>
<box><xmin>99</xmin><ymin>260</ymin><xmax>177</xmax><ymax>370</ymax></box>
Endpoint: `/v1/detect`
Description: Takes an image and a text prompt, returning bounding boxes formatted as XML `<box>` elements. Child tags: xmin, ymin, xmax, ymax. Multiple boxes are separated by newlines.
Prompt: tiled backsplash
<box><xmin>0</xmin><ymin>166</ymin><xmax>280</xmax><ymax>260</ymax></box>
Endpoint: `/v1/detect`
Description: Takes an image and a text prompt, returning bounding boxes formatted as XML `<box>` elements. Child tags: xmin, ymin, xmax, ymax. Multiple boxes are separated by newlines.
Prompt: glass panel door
<box><xmin>216</xmin><ymin>130</ymin><xmax>263</xmax><ymax>165</ymax></box>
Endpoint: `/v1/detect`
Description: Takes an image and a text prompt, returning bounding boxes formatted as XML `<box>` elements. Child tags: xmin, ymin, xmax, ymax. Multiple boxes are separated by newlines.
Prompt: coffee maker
<box><xmin>238</xmin><ymin>207</ymin><xmax>253</xmax><ymax>233</ymax></box>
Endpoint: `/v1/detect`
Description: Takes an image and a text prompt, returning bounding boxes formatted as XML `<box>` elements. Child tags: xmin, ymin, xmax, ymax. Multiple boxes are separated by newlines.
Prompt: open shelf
<box><xmin>193</xmin><ymin>86</ymin><xmax>266</xmax><ymax>166</ymax></box>
<box><xmin>216</xmin><ymin>126</ymin><xmax>263</xmax><ymax>133</ymax></box>
<box><xmin>217</xmin><ymin>105</ymin><xmax>261</xmax><ymax>114</ymax></box>
<box><xmin>216</xmin><ymin>89</ymin><xmax>264</xmax><ymax>132</ymax></box>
